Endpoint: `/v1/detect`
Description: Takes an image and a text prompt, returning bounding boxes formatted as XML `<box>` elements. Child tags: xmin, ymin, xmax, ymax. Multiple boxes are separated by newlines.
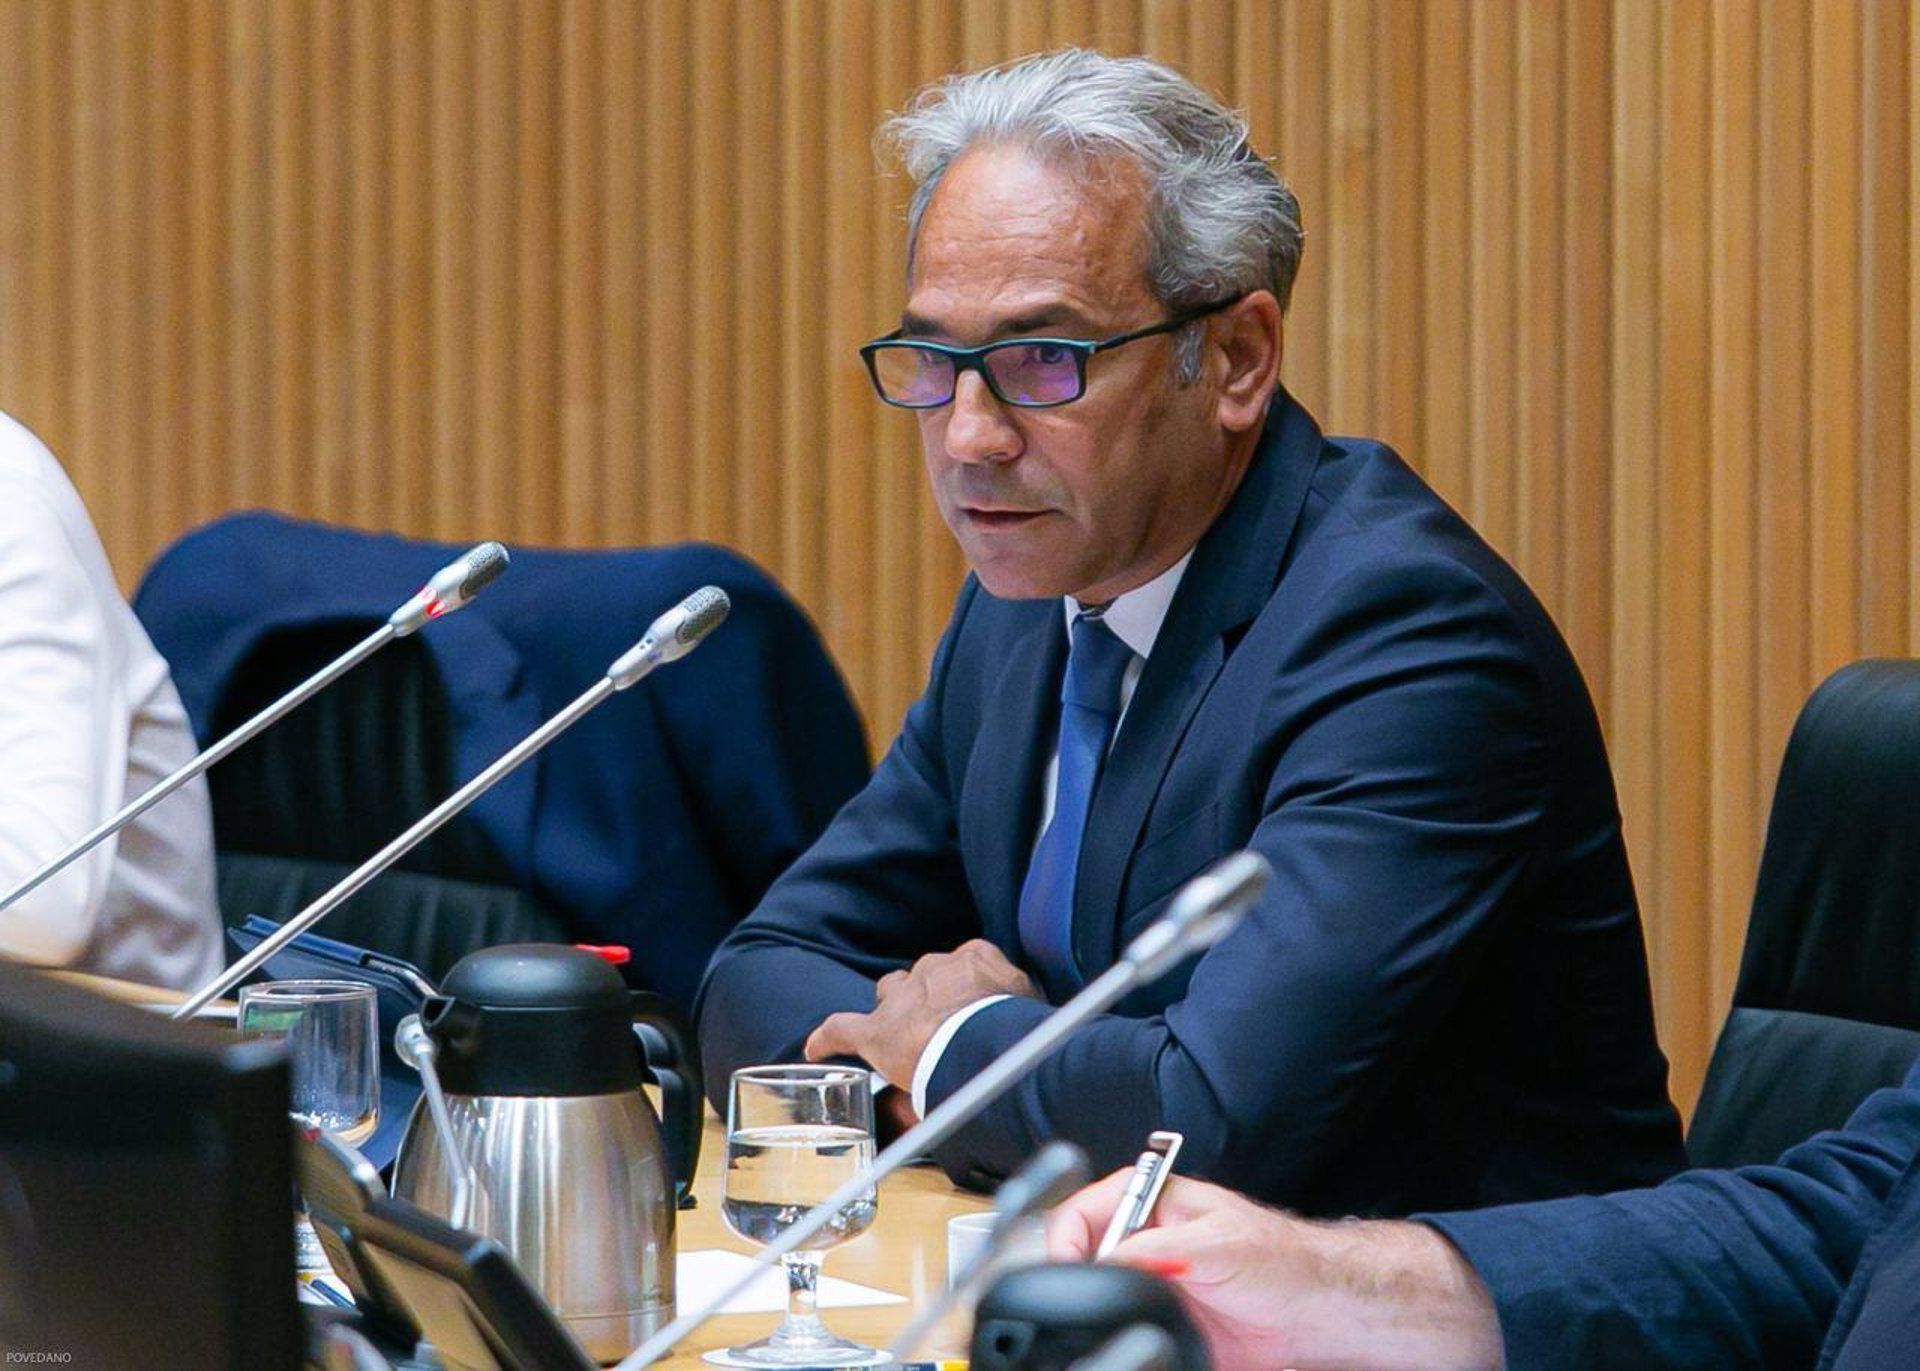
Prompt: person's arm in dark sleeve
<box><xmin>1424</xmin><ymin>1064</ymin><xmax>1920</xmax><ymax>1371</ymax></box>
<box><xmin>923</xmin><ymin>557</ymin><xmax>1558</xmax><ymax>1193</ymax></box>
<box><xmin>694</xmin><ymin>582</ymin><xmax>983</xmax><ymax>1110</ymax></box>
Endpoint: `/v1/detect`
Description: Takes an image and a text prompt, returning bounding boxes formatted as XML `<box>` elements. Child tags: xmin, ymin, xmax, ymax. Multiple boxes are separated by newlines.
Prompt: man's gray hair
<box><xmin>881</xmin><ymin>49</ymin><xmax>1304</xmax><ymax>379</ymax></box>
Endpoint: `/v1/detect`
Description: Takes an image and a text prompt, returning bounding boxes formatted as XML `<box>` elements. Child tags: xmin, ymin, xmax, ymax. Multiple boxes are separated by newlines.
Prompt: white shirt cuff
<box><xmin>910</xmin><ymin>995</ymin><xmax>1012</xmax><ymax>1119</ymax></box>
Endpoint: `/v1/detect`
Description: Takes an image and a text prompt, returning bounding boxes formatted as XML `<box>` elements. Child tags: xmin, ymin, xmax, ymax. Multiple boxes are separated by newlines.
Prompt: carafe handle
<box><xmin>630</xmin><ymin>991</ymin><xmax>702</xmax><ymax>1209</ymax></box>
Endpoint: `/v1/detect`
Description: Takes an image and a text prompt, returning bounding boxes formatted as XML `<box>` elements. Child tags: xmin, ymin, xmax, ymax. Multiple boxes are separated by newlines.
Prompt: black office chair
<box><xmin>202</xmin><ymin>620</ymin><xmax>570</xmax><ymax>981</ymax></box>
<box><xmin>1687</xmin><ymin>660</ymin><xmax>1920</xmax><ymax>1169</ymax></box>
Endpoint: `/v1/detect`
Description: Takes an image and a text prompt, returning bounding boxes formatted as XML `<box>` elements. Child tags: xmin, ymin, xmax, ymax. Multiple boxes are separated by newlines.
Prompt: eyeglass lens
<box><xmin>871</xmin><ymin>341</ymin><xmax>1083</xmax><ymax>406</ymax></box>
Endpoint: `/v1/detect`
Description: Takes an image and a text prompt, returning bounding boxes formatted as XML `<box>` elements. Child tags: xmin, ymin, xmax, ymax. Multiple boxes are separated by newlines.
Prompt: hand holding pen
<box><xmin>1095</xmin><ymin>1131</ymin><xmax>1184</xmax><ymax>1259</ymax></box>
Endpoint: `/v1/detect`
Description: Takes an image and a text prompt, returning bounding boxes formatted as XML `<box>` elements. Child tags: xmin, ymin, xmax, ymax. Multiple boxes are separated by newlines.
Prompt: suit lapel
<box><xmin>959</xmin><ymin>605</ymin><xmax>1067</xmax><ymax>952</ymax></box>
<box><xmin>1070</xmin><ymin>392</ymin><xmax>1325</xmax><ymax>979</ymax></box>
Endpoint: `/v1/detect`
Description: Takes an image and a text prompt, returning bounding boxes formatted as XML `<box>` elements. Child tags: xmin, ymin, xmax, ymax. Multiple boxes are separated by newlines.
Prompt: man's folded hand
<box><xmin>803</xmin><ymin>939</ymin><xmax>1039</xmax><ymax>1088</ymax></box>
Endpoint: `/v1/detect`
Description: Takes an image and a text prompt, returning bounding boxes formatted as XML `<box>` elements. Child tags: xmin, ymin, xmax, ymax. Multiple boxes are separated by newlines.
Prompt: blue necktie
<box><xmin>1017</xmin><ymin>612</ymin><xmax>1135</xmax><ymax>994</ymax></box>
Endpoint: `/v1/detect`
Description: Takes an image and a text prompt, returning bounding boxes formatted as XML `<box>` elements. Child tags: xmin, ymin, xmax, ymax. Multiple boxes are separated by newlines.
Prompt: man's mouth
<box><xmin>961</xmin><ymin>506</ymin><xmax>1048</xmax><ymax>529</ymax></box>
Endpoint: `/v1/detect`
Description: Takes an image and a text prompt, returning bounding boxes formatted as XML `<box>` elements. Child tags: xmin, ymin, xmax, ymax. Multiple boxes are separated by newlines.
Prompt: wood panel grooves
<box><xmin>0</xmin><ymin>0</ymin><xmax>1912</xmax><ymax>1116</ymax></box>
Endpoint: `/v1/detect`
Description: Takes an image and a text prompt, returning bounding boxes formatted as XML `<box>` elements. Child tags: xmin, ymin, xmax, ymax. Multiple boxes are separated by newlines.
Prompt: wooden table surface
<box><xmin>661</xmin><ymin>1111</ymin><xmax>988</xmax><ymax>1369</ymax></box>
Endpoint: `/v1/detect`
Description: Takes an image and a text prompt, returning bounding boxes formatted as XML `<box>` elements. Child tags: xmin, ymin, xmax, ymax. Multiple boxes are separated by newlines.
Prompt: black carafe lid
<box><xmin>427</xmin><ymin>943</ymin><xmax>646</xmax><ymax>1097</ymax></box>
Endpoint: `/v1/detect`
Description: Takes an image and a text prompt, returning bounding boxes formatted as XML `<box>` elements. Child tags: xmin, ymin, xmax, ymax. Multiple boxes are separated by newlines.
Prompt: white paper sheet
<box><xmin>676</xmin><ymin>1248</ymin><xmax>907</xmax><ymax>1315</ymax></box>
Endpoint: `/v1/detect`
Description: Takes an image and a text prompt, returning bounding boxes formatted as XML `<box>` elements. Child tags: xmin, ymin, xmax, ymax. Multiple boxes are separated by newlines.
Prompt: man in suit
<box><xmin>696</xmin><ymin>49</ymin><xmax>1684</xmax><ymax>1212</ymax></box>
<box><xmin>1050</xmin><ymin>1060</ymin><xmax>1920</xmax><ymax>1370</ymax></box>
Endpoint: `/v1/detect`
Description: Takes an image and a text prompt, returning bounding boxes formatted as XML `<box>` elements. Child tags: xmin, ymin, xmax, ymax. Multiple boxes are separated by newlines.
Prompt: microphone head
<box><xmin>393</xmin><ymin>1013</ymin><xmax>436</xmax><ymax>1072</ymax></box>
<box><xmin>445</xmin><ymin>541</ymin><xmax>511</xmax><ymax>605</ymax></box>
<box><xmin>390</xmin><ymin>541</ymin><xmax>511</xmax><ymax>635</ymax></box>
<box><xmin>992</xmin><ymin>1141</ymin><xmax>1090</xmax><ymax>1230</ymax></box>
<box><xmin>674</xmin><ymin>585</ymin><xmax>731</xmax><ymax>649</ymax></box>
<box><xmin>607</xmin><ymin>586</ymin><xmax>732</xmax><ymax>688</ymax></box>
<box><xmin>971</xmin><ymin>1265</ymin><xmax>1208</xmax><ymax>1371</ymax></box>
<box><xmin>1069</xmin><ymin>1325</ymin><xmax>1182</xmax><ymax>1371</ymax></box>
<box><xmin>1125</xmin><ymin>850</ymin><xmax>1271</xmax><ymax>981</ymax></box>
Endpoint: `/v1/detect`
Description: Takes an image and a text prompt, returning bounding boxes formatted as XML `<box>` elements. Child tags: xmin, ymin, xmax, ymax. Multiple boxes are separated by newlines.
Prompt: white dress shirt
<box><xmin>906</xmin><ymin>551</ymin><xmax>1194</xmax><ymax>1116</ymax></box>
<box><xmin>0</xmin><ymin>411</ymin><xmax>222</xmax><ymax>989</ymax></box>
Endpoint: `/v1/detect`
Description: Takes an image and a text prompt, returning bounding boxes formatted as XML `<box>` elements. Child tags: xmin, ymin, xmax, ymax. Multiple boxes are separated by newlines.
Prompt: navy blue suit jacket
<box><xmin>134</xmin><ymin>515</ymin><xmax>870</xmax><ymax>1008</ymax></box>
<box><xmin>1431</xmin><ymin>1058</ymin><xmax>1920</xmax><ymax>1369</ymax></box>
<box><xmin>698</xmin><ymin>393</ymin><xmax>1686</xmax><ymax>1213</ymax></box>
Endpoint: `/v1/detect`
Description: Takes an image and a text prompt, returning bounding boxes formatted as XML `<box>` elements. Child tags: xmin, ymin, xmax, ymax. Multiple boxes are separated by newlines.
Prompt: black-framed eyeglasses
<box><xmin>858</xmin><ymin>295</ymin><xmax>1241</xmax><ymax>410</ymax></box>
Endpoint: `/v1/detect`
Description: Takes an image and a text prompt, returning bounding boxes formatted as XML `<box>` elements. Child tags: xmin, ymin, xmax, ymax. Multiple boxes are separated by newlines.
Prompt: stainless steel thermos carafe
<box><xmin>391</xmin><ymin>944</ymin><xmax>702</xmax><ymax>1362</ymax></box>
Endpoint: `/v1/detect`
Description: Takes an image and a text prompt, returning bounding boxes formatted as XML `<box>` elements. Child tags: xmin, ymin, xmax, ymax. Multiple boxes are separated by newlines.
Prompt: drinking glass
<box><xmin>719</xmin><ymin>1065</ymin><xmax>882</xmax><ymax>1367</ymax></box>
<box><xmin>238</xmin><ymin>979</ymin><xmax>380</xmax><ymax>1273</ymax></box>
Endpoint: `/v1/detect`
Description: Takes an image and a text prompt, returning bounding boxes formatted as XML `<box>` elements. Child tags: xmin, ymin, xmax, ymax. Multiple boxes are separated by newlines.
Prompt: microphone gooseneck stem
<box><xmin>173</xmin><ymin>676</ymin><xmax>615</xmax><ymax>1020</ymax></box>
<box><xmin>0</xmin><ymin>622</ymin><xmax>398</xmax><ymax>917</ymax></box>
<box><xmin>615</xmin><ymin>959</ymin><xmax>1141</xmax><ymax>1371</ymax></box>
<box><xmin>888</xmin><ymin>1140</ymin><xmax>1090</xmax><ymax>1361</ymax></box>
<box><xmin>888</xmin><ymin>1247</ymin><xmax>994</xmax><ymax>1362</ymax></box>
<box><xmin>397</xmin><ymin>1015</ymin><xmax>475</xmax><ymax>1229</ymax></box>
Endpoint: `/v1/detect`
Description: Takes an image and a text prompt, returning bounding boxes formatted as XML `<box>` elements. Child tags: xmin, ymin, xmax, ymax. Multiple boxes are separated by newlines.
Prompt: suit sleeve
<box><xmin>693</xmin><ymin>582</ymin><xmax>983</xmax><ymax>1113</ymax></box>
<box><xmin>1422</xmin><ymin>1065</ymin><xmax>1920</xmax><ymax>1371</ymax></box>
<box><xmin>923</xmin><ymin>554</ymin><xmax>1562</xmax><ymax>1194</ymax></box>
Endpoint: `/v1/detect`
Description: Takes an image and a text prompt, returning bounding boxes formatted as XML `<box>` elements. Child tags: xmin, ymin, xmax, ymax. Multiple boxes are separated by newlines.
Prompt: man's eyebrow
<box><xmin>898</xmin><ymin>304</ymin><xmax>1100</xmax><ymax>340</ymax></box>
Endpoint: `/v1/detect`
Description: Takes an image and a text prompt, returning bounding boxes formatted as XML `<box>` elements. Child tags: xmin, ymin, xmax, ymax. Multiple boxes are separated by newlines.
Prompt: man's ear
<box><xmin>1212</xmin><ymin>291</ymin><xmax>1283</xmax><ymax>434</ymax></box>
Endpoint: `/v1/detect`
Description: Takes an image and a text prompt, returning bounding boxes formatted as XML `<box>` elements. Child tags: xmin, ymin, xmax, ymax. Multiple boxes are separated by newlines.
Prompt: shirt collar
<box><xmin>1063</xmin><ymin>550</ymin><xmax>1193</xmax><ymax>661</ymax></box>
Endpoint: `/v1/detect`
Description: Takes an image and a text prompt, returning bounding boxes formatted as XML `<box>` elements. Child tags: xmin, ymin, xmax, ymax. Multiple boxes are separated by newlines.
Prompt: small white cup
<box><xmin>947</xmin><ymin>1210</ymin><xmax>1049</xmax><ymax>1290</ymax></box>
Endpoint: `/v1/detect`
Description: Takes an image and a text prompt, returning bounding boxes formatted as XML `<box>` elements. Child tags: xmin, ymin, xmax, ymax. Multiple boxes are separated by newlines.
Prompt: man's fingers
<box><xmin>1106</xmin><ymin>1226</ymin><xmax>1215</xmax><ymax>1284</ymax></box>
<box><xmin>1045</xmin><ymin>1167</ymin><xmax>1138</xmax><ymax>1259</ymax></box>
<box><xmin>1120</xmin><ymin>1174</ymin><xmax>1229</xmax><ymax>1227</ymax></box>
<box><xmin>803</xmin><ymin>1011</ymin><xmax>866</xmax><ymax>1062</ymax></box>
<box><xmin>874</xmin><ymin>970</ymin><xmax>909</xmax><ymax>1002</ymax></box>
<box><xmin>960</xmin><ymin>937</ymin><xmax>1014</xmax><ymax>966</ymax></box>
<box><xmin>1048</xmin><ymin>1172</ymin><xmax>1253</xmax><ymax>1262</ymax></box>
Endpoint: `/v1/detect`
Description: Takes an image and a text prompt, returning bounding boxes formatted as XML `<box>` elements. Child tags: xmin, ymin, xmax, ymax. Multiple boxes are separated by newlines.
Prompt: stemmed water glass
<box><xmin>717</xmin><ymin>1065</ymin><xmax>883</xmax><ymax>1367</ymax></box>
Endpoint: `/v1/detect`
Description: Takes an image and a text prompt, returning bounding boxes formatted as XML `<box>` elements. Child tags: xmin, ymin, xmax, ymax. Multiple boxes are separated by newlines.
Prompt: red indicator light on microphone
<box><xmin>576</xmin><ymin>943</ymin><xmax>632</xmax><ymax>966</ymax></box>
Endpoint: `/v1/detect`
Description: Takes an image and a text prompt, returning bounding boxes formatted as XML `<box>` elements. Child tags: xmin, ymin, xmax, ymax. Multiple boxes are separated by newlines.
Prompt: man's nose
<box><xmin>943</xmin><ymin>368</ymin><xmax>1023</xmax><ymax>465</ymax></box>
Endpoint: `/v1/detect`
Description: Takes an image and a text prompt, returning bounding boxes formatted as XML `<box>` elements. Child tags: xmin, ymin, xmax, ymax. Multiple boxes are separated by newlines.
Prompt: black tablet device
<box><xmin>351</xmin><ymin>1194</ymin><xmax>596</xmax><ymax>1371</ymax></box>
<box><xmin>294</xmin><ymin>1125</ymin><xmax>422</xmax><ymax>1346</ymax></box>
<box><xmin>0</xmin><ymin>963</ymin><xmax>300</xmax><ymax>1370</ymax></box>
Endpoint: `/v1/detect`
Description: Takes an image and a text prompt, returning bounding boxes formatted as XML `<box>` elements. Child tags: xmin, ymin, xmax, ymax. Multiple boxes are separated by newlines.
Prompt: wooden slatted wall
<box><xmin>0</xmin><ymin>0</ymin><xmax>1912</xmax><ymax>1113</ymax></box>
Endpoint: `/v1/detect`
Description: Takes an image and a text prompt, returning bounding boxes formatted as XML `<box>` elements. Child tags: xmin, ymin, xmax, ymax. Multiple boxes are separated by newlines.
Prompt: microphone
<box><xmin>0</xmin><ymin>542</ymin><xmax>510</xmax><ymax>917</ymax></box>
<box><xmin>608</xmin><ymin>584</ymin><xmax>732</xmax><ymax>686</ymax></box>
<box><xmin>612</xmin><ymin>849</ymin><xmax>1272</xmax><ymax>1370</ymax></box>
<box><xmin>970</xmin><ymin>1266</ymin><xmax>1206</xmax><ymax>1371</ymax></box>
<box><xmin>887</xmin><ymin>1142</ymin><xmax>1091</xmax><ymax>1361</ymax></box>
<box><xmin>1068</xmin><ymin>1325</ymin><xmax>1182</xmax><ymax>1371</ymax></box>
<box><xmin>395</xmin><ymin>1013</ymin><xmax>475</xmax><ymax>1228</ymax></box>
<box><xmin>171</xmin><ymin>585</ymin><xmax>731</xmax><ymax>1020</ymax></box>
<box><xmin>387</xmin><ymin>541</ymin><xmax>512</xmax><ymax>636</ymax></box>
<box><xmin>989</xmin><ymin>1141</ymin><xmax>1093</xmax><ymax>1237</ymax></box>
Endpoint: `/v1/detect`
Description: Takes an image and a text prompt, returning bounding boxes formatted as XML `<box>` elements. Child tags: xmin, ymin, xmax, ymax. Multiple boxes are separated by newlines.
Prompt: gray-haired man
<box><xmin>697</xmin><ymin>50</ymin><xmax>1684</xmax><ymax>1214</ymax></box>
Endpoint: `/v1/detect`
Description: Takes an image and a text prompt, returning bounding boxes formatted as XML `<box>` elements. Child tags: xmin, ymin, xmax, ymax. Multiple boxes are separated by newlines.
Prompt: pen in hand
<box><xmin>1094</xmin><ymin>1130</ymin><xmax>1183</xmax><ymax>1260</ymax></box>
